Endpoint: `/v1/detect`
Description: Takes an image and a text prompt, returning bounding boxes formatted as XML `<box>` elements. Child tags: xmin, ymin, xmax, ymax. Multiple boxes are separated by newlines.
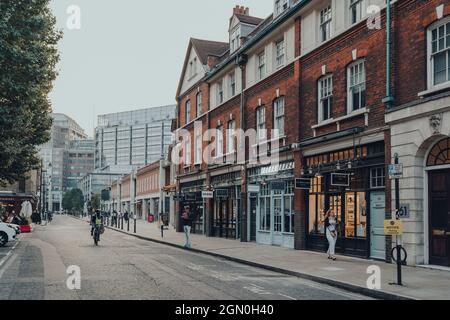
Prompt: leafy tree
<box><xmin>62</xmin><ymin>189</ymin><xmax>84</xmax><ymax>211</ymax></box>
<box><xmin>90</xmin><ymin>194</ymin><xmax>101</xmax><ymax>211</ymax></box>
<box><xmin>0</xmin><ymin>0</ymin><xmax>62</xmax><ymax>186</ymax></box>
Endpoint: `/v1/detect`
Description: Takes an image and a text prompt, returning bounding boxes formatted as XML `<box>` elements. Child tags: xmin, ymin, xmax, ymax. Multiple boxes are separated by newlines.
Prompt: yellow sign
<box><xmin>384</xmin><ymin>220</ymin><xmax>403</xmax><ymax>236</ymax></box>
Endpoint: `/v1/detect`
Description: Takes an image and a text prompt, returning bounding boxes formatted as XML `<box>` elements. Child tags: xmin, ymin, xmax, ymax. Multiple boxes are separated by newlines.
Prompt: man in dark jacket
<box><xmin>181</xmin><ymin>206</ymin><xmax>193</xmax><ymax>249</ymax></box>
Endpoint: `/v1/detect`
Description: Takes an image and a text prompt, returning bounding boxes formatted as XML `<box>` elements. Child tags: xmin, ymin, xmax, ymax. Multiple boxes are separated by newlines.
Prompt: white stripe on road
<box><xmin>278</xmin><ymin>293</ymin><xmax>297</xmax><ymax>300</ymax></box>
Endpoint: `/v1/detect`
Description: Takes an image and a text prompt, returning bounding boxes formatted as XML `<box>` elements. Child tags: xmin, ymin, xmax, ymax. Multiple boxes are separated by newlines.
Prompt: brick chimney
<box><xmin>233</xmin><ymin>5</ymin><xmax>249</xmax><ymax>16</ymax></box>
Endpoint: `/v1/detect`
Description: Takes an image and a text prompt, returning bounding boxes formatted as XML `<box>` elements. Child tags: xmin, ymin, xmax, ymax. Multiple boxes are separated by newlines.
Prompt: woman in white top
<box><xmin>325</xmin><ymin>209</ymin><xmax>338</xmax><ymax>261</ymax></box>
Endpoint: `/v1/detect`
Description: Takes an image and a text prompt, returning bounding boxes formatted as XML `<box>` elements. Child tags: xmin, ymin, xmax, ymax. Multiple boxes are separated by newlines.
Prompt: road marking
<box><xmin>278</xmin><ymin>293</ymin><xmax>297</xmax><ymax>300</ymax></box>
<box><xmin>0</xmin><ymin>241</ymin><xmax>19</xmax><ymax>269</ymax></box>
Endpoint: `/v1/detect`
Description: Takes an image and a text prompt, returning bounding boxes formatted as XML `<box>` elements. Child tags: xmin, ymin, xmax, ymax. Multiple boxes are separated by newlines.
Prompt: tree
<box><xmin>90</xmin><ymin>194</ymin><xmax>101</xmax><ymax>211</ymax></box>
<box><xmin>0</xmin><ymin>0</ymin><xmax>62</xmax><ymax>186</ymax></box>
<box><xmin>62</xmin><ymin>189</ymin><xmax>84</xmax><ymax>211</ymax></box>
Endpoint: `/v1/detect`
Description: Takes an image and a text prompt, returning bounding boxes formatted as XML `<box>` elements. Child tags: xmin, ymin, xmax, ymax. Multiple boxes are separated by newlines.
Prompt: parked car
<box><xmin>0</xmin><ymin>223</ymin><xmax>17</xmax><ymax>247</ymax></box>
<box><xmin>5</xmin><ymin>223</ymin><xmax>21</xmax><ymax>236</ymax></box>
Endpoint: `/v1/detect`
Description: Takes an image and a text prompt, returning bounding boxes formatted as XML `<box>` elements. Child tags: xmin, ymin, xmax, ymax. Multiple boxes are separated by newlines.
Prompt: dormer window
<box><xmin>275</xmin><ymin>0</ymin><xmax>289</xmax><ymax>17</ymax></box>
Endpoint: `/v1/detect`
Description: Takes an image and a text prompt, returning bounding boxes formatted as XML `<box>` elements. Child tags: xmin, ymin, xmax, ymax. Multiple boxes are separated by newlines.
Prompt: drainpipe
<box><xmin>236</xmin><ymin>53</ymin><xmax>248</xmax><ymax>242</ymax></box>
<box><xmin>382</xmin><ymin>0</ymin><xmax>394</xmax><ymax>108</ymax></box>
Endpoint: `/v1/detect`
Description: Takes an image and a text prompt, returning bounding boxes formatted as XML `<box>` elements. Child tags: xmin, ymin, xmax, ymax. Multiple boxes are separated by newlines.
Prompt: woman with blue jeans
<box><xmin>182</xmin><ymin>206</ymin><xmax>193</xmax><ymax>249</ymax></box>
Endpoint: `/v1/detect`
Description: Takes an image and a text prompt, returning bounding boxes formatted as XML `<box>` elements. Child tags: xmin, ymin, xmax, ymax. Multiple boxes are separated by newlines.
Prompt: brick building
<box><xmin>173</xmin><ymin>0</ymin><xmax>450</xmax><ymax>266</ymax></box>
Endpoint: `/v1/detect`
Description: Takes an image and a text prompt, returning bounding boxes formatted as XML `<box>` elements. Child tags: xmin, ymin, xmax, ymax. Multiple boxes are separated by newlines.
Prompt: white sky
<box><xmin>49</xmin><ymin>0</ymin><xmax>274</xmax><ymax>137</ymax></box>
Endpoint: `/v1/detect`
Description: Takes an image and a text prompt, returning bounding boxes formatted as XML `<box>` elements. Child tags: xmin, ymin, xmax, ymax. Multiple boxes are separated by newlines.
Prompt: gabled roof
<box><xmin>234</xmin><ymin>13</ymin><xmax>264</xmax><ymax>26</ymax></box>
<box><xmin>176</xmin><ymin>38</ymin><xmax>229</xmax><ymax>99</ymax></box>
<box><xmin>191</xmin><ymin>38</ymin><xmax>229</xmax><ymax>65</ymax></box>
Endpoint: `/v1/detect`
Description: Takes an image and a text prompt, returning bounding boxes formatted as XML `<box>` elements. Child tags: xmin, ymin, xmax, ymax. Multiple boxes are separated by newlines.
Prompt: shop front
<box><xmin>179</xmin><ymin>180</ymin><xmax>205</xmax><ymax>235</ymax></box>
<box><xmin>305</xmin><ymin>142</ymin><xmax>386</xmax><ymax>259</ymax></box>
<box><xmin>248</xmin><ymin>162</ymin><xmax>295</xmax><ymax>249</ymax></box>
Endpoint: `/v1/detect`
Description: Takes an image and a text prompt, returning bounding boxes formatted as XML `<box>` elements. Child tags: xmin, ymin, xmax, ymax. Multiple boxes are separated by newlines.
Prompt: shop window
<box><xmin>370</xmin><ymin>167</ymin><xmax>385</xmax><ymax>189</ymax></box>
<box><xmin>344</xmin><ymin>192</ymin><xmax>367</xmax><ymax>238</ymax></box>
<box><xmin>284</xmin><ymin>195</ymin><xmax>294</xmax><ymax>234</ymax></box>
<box><xmin>274</xmin><ymin>198</ymin><xmax>283</xmax><ymax>232</ymax></box>
<box><xmin>260</xmin><ymin>196</ymin><xmax>271</xmax><ymax>231</ymax></box>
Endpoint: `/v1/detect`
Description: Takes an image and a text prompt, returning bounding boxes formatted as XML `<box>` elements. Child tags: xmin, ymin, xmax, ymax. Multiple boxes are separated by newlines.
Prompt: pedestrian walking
<box><xmin>181</xmin><ymin>206</ymin><xmax>193</xmax><ymax>249</ymax></box>
<box><xmin>325</xmin><ymin>209</ymin><xmax>338</xmax><ymax>261</ymax></box>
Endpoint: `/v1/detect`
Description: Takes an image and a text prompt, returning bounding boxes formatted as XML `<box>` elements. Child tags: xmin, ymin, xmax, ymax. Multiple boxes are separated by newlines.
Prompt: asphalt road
<box><xmin>0</xmin><ymin>216</ymin><xmax>372</xmax><ymax>300</ymax></box>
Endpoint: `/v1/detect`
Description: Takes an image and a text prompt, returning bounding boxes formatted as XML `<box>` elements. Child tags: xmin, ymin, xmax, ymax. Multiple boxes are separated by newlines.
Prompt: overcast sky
<box><xmin>49</xmin><ymin>0</ymin><xmax>274</xmax><ymax>137</ymax></box>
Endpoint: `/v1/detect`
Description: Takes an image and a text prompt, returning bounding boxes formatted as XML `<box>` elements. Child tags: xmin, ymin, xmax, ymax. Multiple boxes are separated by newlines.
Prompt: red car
<box><xmin>19</xmin><ymin>224</ymin><xmax>33</xmax><ymax>233</ymax></box>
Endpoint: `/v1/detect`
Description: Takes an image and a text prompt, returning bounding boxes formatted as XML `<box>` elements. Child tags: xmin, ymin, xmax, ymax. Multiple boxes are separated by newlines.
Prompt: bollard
<box><xmin>134</xmin><ymin>218</ymin><xmax>136</xmax><ymax>234</ymax></box>
<box><xmin>127</xmin><ymin>219</ymin><xmax>129</xmax><ymax>232</ymax></box>
<box><xmin>161</xmin><ymin>224</ymin><xmax>164</xmax><ymax>238</ymax></box>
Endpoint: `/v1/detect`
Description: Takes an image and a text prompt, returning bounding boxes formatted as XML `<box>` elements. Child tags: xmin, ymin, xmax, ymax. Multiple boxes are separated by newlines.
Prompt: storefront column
<box><xmin>294</xmin><ymin>149</ymin><xmax>307</xmax><ymax>250</ymax></box>
<box><xmin>240</xmin><ymin>166</ymin><xmax>248</xmax><ymax>242</ymax></box>
<box><xmin>205</xmin><ymin>172</ymin><xmax>213</xmax><ymax>237</ymax></box>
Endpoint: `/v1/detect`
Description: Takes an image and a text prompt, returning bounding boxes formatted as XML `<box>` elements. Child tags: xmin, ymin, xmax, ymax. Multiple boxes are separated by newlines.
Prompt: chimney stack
<box><xmin>233</xmin><ymin>5</ymin><xmax>249</xmax><ymax>16</ymax></box>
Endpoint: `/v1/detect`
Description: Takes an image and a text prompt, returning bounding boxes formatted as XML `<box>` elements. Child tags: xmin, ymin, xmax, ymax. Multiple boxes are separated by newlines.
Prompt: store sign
<box><xmin>388</xmin><ymin>164</ymin><xmax>403</xmax><ymax>179</ymax></box>
<box><xmin>270</xmin><ymin>181</ymin><xmax>286</xmax><ymax>191</ymax></box>
<box><xmin>384</xmin><ymin>219</ymin><xmax>403</xmax><ymax>236</ymax></box>
<box><xmin>184</xmin><ymin>193</ymin><xmax>196</xmax><ymax>201</ymax></box>
<box><xmin>295</xmin><ymin>178</ymin><xmax>311</xmax><ymax>190</ymax></box>
<box><xmin>215</xmin><ymin>189</ymin><xmax>229</xmax><ymax>199</ymax></box>
<box><xmin>202</xmin><ymin>191</ymin><xmax>214</xmax><ymax>199</ymax></box>
<box><xmin>172</xmin><ymin>195</ymin><xmax>183</xmax><ymax>202</ymax></box>
<box><xmin>331</xmin><ymin>173</ymin><xmax>350</xmax><ymax>187</ymax></box>
<box><xmin>248</xmin><ymin>185</ymin><xmax>261</xmax><ymax>193</ymax></box>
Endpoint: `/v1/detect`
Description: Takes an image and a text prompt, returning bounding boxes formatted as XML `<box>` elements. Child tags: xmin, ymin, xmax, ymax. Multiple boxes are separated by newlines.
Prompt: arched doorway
<box><xmin>427</xmin><ymin>137</ymin><xmax>450</xmax><ymax>267</ymax></box>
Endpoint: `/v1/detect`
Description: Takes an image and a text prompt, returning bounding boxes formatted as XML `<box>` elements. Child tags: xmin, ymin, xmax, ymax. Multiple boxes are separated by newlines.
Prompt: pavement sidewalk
<box><xmin>77</xmin><ymin>215</ymin><xmax>450</xmax><ymax>300</ymax></box>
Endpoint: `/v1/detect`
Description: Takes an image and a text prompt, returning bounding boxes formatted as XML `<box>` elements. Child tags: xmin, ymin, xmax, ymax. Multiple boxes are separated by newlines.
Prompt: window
<box><xmin>347</xmin><ymin>60</ymin><xmax>366</xmax><ymax>112</ymax></box>
<box><xmin>370</xmin><ymin>167</ymin><xmax>385</xmax><ymax>189</ymax></box>
<box><xmin>217</xmin><ymin>81</ymin><xmax>224</xmax><ymax>105</ymax></box>
<box><xmin>318</xmin><ymin>75</ymin><xmax>333</xmax><ymax>122</ymax></box>
<box><xmin>227</xmin><ymin>120</ymin><xmax>236</xmax><ymax>153</ymax></box>
<box><xmin>185</xmin><ymin>139</ymin><xmax>191</xmax><ymax>166</ymax></box>
<box><xmin>229</xmin><ymin>72</ymin><xmax>236</xmax><ymax>97</ymax></box>
<box><xmin>185</xmin><ymin>100</ymin><xmax>191</xmax><ymax>123</ymax></box>
<box><xmin>256</xmin><ymin>107</ymin><xmax>266</xmax><ymax>141</ymax></box>
<box><xmin>216</xmin><ymin>126</ymin><xmax>223</xmax><ymax>157</ymax></box>
<box><xmin>273</xmin><ymin>97</ymin><xmax>285</xmax><ymax>137</ymax></box>
<box><xmin>430</xmin><ymin>19</ymin><xmax>450</xmax><ymax>86</ymax></box>
<box><xmin>349</xmin><ymin>0</ymin><xmax>363</xmax><ymax>25</ymax></box>
<box><xmin>257</xmin><ymin>51</ymin><xmax>266</xmax><ymax>80</ymax></box>
<box><xmin>195</xmin><ymin>131</ymin><xmax>202</xmax><ymax>164</ymax></box>
<box><xmin>188</xmin><ymin>58</ymin><xmax>197</xmax><ymax>78</ymax></box>
<box><xmin>196</xmin><ymin>92</ymin><xmax>202</xmax><ymax>117</ymax></box>
<box><xmin>259</xmin><ymin>184</ymin><xmax>271</xmax><ymax>231</ymax></box>
<box><xmin>275</xmin><ymin>0</ymin><xmax>289</xmax><ymax>16</ymax></box>
<box><xmin>320</xmin><ymin>5</ymin><xmax>332</xmax><ymax>42</ymax></box>
<box><xmin>275</xmin><ymin>39</ymin><xmax>285</xmax><ymax>68</ymax></box>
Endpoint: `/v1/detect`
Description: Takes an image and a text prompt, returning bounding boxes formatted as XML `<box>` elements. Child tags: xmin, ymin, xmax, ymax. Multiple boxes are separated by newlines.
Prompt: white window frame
<box><xmin>318</xmin><ymin>75</ymin><xmax>333</xmax><ymax>122</ymax></box>
<box><xmin>275</xmin><ymin>39</ymin><xmax>285</xmax><ymax>68</ymax></box>
<box><xmin>273</xmin><ymin>97</ymin><xmax>285</xmax><ymax>138</ymax></box>
<box><xmin>194</xmin><ymin>130</ymin><xmax>202</xmax><ymax>165</ymax></box>
<box><xmin>347</xmin><ymin>59</ymin><xmax>366</xmax><ymax>113</ymax></box>
<box><xmin>256</xmin><ymin>107</ymin><xmax>266</xmax><ymax>142</ymax></box>
<box><xmin>370</xmin><ymin>167</ymin><xmax>385</xmax><ymax>189</ymax></box>
<box><xmin>257</xmin><ymin>51</ymin><xmax>266</xmax><ymax>80</ymax></box>
<box><xmin>216</xmin><ymin>126</ymin><xmax>223</xmax><ymax>158</ymax></box>
<box><xmin>227</xmin><ymin>120</ymin><xmax>236</xmax><ymax>153</ymax></box>
<box><xmin>229</xmin><ymin>72</ymin><xmax>236</xmax><ymax>97</ymax></box>
<box><xmin>217</xmin><ymin>81</ymin><xmax>224</xmax><ymax>105</ymax></box>
<box><xmin>428</xmin><ymin>17</ymin><xmax>450</xmax><ymax>89</ymax></box>
<box><xmin>185</xmin><ymin>100</ymin><xmax>191</xmax><ymax>123</ymax></box>
<box><xmin>185</xmin><ymin>138</ymin><xmax>191</xmax><ymax>166</ymax></box>
<box><xmin>349</xmin><ymin>0</ymin><xmax>363</xmax><ymax>25</ymax></box>
<box><xmin>196</xmin><ymin>92</ymin><xmax>202</xmax><ymax>117</ymax></box>
<box><xmin>319</xmin><ymin>4</ymin><xmax>332</xmax><ymax>43</ymax></box>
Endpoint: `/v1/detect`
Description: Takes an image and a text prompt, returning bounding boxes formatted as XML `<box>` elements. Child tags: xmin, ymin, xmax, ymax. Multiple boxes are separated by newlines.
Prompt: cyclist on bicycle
<box><xmin>90</xmin><ymin>210</ymin><xmax>104</xmax><ymax>237</ymax></box>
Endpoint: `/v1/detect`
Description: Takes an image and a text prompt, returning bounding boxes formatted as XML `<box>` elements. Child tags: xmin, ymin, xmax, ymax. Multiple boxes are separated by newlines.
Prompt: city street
<box><xmin>0</xmin><ymin>216</ymin><xmax>371</xmax><ymax>300</ymax></box>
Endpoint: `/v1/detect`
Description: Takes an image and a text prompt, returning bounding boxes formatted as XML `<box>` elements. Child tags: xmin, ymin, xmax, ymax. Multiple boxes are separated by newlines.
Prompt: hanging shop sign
<box><xmin>295</xmin><ymin>178</ymin><xmax>311</xmax><ymax>190</ymax></box>
<box><xmin>202</xmin><ymin>191</ymin><xmax>214</xmax><ymax>199</ymax></box>
<box><xmin>215</xmin><ymin>189</ymin><xmax>229</xmax><ymax>199</ymax></box>
<box><xmin>331</xmin><ymin>173</ymin><xmax>350</xmax><ymax>187</ymax></box>
<box><xmin>184</xmin><ymin>193</ymin><xmax>197</xmax><ymax>201</ymax></box>
<box><xmin>270</xmin><ymin>181</ymin><xmax>286</xmax><ymax>191</ymax></box>
<box><xmin>173</xmin><ymin>194</ymin><xmax>184</xmax><ymax>202</ymax></box>
<box><xmin>248</xmin><ymin>185</ymin><xmax>261</xmax><ymax>193</ymax></box>
<box><xmin>384</xmin><ymin>219</ymin><xmax>403</xmax><ymax>236</ymax></box>
<box><xmin>388</xmin><ymin>164</ymin><xmax>403</xmax><ymax>179</ymax></box>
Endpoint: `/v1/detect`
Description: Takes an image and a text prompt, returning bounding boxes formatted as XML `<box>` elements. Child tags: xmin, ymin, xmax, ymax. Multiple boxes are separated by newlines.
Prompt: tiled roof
<box><xmin>234</xmin><ymin>13</ymin><xmax>264</xmax><ymax>26</ymax></box>
<box><xmin>191</xmin><ymin>38</ymin><xmax>229</xmax><ymax>65</ymax></box>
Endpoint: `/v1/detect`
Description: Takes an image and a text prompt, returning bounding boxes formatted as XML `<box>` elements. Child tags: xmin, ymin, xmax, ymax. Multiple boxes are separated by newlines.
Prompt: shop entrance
<box><xmin>427</xmin><ymin>137</ymin><xmax>450</xmax><ymax>267</ymax></box>
<box><xmin>428</xmin><ymin>169</ymin><xmax>450</xmax><ymax>267</ymax></box>
<box><xmin>370</xmin><ymin>192</ymin><xmax>386</xmax><ymax>260</ymax></box>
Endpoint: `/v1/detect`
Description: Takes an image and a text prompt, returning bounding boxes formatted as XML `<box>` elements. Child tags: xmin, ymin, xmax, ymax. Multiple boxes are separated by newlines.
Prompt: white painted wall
<box><xmin>180</xmin><ymin>48</ymin><xmax>206</xmax><ymax>96</ymax></box>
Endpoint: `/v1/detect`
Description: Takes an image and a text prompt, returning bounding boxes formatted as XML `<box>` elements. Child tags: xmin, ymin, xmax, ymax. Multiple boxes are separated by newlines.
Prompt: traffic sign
<box><xmin>388</xmin><ymin>164</ymin><xmax>403</xmax><ymax>179</ymax></box>
<box><xmin>384</xmin><ymin>219</ymin><xmax>403</xmax><ymax>236</ymax></box>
